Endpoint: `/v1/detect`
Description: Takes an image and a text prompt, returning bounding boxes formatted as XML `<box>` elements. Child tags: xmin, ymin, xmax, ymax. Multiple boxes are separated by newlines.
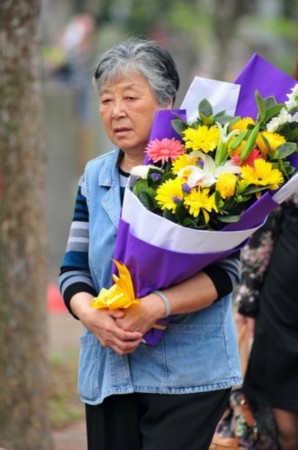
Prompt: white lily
<box><xmin>214</xmin><ymin>121</ymin><xmax>240</xmax><ymax>165</ymax></box>
<box><xmin>178</xmin><ymin>151</ymin><xmax>241</xmax><ymax>188</ymax></box>
<box><xmin>131</xmin><ymin>164</ymin><xmax>158</xmax><ymax>179</ymax></box>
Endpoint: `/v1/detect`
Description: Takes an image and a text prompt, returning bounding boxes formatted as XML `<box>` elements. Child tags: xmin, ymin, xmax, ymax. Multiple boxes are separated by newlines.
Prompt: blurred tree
<box><xmin>212</xmin><ymin>0</ymin><xmax>257</xmax><ymax>78</ymax></box>
<box><xmin>0</xmin><ymin>1</ymin><xmax>51</xmax><ymax>449</ymax></box>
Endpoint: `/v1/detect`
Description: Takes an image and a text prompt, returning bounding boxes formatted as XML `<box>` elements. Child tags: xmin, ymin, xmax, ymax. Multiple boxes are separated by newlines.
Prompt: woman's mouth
<box><xmin>114</xmin><ymin>127</ymin><xmax>131</xmax><ymax>137</ymax></box>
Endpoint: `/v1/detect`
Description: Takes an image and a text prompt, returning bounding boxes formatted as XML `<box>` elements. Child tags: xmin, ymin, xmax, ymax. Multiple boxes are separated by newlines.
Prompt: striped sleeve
<box><xmin>59</xmin><ymin>178</ymin><xmax>97</xmax><ymax>316</ymax></box>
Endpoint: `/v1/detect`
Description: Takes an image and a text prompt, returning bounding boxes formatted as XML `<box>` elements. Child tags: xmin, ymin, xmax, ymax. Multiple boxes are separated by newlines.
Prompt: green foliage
<box><xmin>171</xmin><ymin>118</ymin><xmax>188</xmax><ymax>135</ymax></box>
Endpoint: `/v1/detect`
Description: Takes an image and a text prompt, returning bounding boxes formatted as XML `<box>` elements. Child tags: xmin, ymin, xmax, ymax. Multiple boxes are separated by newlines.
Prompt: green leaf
<box><xmin>260</xmin><ymin>134</ymin><xmax>271</xmax><ymax>153</ymax></box>
<box><xmin>215</xmin><ymin>115</ymin><xmax>239</xmax><ymax>126</ymax></box>
<box><xmin>217</xmin><ymin>214</ymin><xmax>241</xmax><ymax>223</ymax></box>
<box><xmin>241</xmin><ymin>185</ymin><xmax>267</xmax><ymax>195</ymax></box>
<box><xmin>138</xmin><ymin>190</ymin><xmax>157</xmax><ymax>210</ymax></box>
<box><xmin>264</xmin><ymin>96</ymin><xmax>277</xmax><ymax>108</ymax></box>
<box><xmin>214</xmin><ymin>109</ymin><xmax>226</xmax><ymax>118</ymax></box>
<box><xmin>174</xmin><ymin>201</ymin><xmax>188</xmax><ymax>222</ymax></box>
<box><xmin>162</xmin><ymin>208</ymin><xmax>176</xmax><ymax>222</ymax></box>
<box><xmin>273</xmin><ymin>142</ymin><xmax>297</xmax><ymax>159</ymax></box>
<box><xmin>229</xmin><ymin>129</ymin><xmax>249</xmax><ymax>151</ymax></box>
<box><xmin>132</xmin><ymin>179</ymin><xmax>149</xmax><ymax>196</ymax></box>
<box><xmin>255</xmin><ymin>91</ymin><xmax>267</xmax><ymax>122</ymax></box>
<box><xmin>200</xmin><ymin>113</ymin><xmax>215</xmax><ymax>125</ymax></box>
<box><xmin>171</xmin><ymin>118</ymin><xmax>188</xmax><ymax>136</ymax></box>
<box><xmin>240</xmin><ymin>123</ymin><xmax>260</xmax><ymax>162</ymax></box>
<box><xmin>264</xmin><ymin>103</ymin><xmax>283</xmax><ymax>123</ymax></box>
<box><xmin>288</xmin><ymin>127</ymin><xmax>298</xmax><ymax>142</ymax></box>
<box><xmin>199</xmin><ymin>98</ymin><xmax>213</xmax><ymax>118</ymax></box>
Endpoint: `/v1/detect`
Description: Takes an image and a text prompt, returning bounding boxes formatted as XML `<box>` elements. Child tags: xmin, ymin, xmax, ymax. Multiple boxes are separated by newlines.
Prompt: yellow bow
<box><xmin>91</xmin><ymin>260</ymin><xmax>167</xmax><ymax>332</ymax></box>
<box><xmin>91</xmin><ymin>259</ymin><xmax>140</xmax><ymax>310</ymax></box>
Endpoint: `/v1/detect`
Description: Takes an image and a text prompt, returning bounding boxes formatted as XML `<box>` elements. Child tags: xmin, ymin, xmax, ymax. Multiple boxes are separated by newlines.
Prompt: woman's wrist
<box><xmin>70</xmin><ymin>292</ymin><xmax>94</xmax><ymax>320</ymax></box>
<box><xmin>152</xmin><ymin>290</ymin><xmax>172</xmax><ymax>318</ymax></box>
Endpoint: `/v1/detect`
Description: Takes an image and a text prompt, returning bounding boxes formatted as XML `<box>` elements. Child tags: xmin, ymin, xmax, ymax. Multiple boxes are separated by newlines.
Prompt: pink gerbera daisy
<box><xmin>146</xmin><ymin>138</ymin><xmax>185</xmax><ymax>164</ymax></box>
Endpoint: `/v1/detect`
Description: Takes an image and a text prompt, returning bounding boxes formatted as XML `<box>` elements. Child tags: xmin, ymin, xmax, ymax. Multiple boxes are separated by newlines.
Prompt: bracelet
<box><xmin>153</xmin><ymin>290</ymin><xmax>171</xmax><ymax>318</ymax></box>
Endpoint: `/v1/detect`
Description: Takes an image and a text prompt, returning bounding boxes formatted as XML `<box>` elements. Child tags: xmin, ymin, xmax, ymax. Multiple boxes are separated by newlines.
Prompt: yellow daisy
<box><xmin>230</xmin><ymin>117</ymin><xmax>255</xmax><ymax>132</ymax></box>
<box><xmin>156</xmin><ymin>178</ymin><xmax>184</xmax><ymax>213</ymax></box>
<box><xmin>172</xmin><ymin>154</ymin><xmax>198</xmax><ymax>175</ymax></box>
<box><xmin>184</xmin><ymin>188</ymin><xmax>218</xmax><ymax>223</ymax></box>
<box><xmin>256</xmin><ymin>131</ymin><xmax>286</xmax><ymax>157</ymax></box>
<box><xmin>183</xmin><ymin>125</ymin><xmax>220</xmax><ymax>154</ymax></box>
<box><xmin>240</xmin><ymin>159</ymin><xmax>284</xmax><ymax>190</ymax></box>
<box><xmin>216</xmin><ymin>173</ymin><xmax>238</xmax><ymax>199</ymax></box>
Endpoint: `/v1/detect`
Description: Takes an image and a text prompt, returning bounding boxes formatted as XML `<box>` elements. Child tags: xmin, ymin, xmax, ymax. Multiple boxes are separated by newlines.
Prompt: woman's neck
<box><xmin>119</xmin><ymin>152</ymin><xmax>144</xmax><ymax>173</ymax></box>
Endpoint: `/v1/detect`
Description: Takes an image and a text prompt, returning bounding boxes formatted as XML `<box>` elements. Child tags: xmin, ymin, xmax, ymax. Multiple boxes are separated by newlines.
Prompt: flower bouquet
<box><xmin>92</xmin><ymin>54</ymin><xmax>298</xmax><ymax>345</ymax></box>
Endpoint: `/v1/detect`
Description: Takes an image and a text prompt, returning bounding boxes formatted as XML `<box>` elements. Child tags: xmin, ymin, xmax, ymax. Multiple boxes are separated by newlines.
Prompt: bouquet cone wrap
<box><xmin>113</xmin><ymin>55</ymin><xmax>298</xmax><ymax>345</ymax></box>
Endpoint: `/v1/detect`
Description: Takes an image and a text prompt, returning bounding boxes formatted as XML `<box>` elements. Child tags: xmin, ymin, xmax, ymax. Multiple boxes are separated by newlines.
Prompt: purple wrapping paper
<box><xmin>234</xmin><ymin>53</ymin><xmax>296</xmax><ymax>118</ymax></box>
<box><xmin>112</xmin><ymin>54</ymin><xmax>297</xmax><ymax>346</ymax></box>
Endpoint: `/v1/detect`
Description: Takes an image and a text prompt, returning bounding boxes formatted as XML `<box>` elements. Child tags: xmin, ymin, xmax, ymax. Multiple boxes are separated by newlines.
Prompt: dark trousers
<box><xmin>85</xmin><ymin>389</ymin><xmax>230</xmax><ymax>450</ymax></box>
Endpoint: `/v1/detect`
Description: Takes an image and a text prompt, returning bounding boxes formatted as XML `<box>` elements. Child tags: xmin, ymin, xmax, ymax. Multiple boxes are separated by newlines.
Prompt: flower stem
<box><xmin>240</xmin><ymin>123</ymin><xmax>260</xmax><ymax>162</ymax></box>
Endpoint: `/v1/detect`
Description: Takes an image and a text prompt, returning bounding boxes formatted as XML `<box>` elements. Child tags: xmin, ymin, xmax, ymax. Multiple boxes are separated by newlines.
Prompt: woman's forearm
<box><xmin>158</xmin><ymin>271</ymin><xmax>218</xmax><ymax>316</ymax></box>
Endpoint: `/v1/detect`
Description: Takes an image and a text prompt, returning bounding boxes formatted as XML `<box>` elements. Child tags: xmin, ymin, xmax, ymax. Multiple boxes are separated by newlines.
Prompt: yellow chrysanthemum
<box><xmin>183</xmin><ymin>125</ymin><xmax>220</xmax><ymax>154</ymax></box>
<box><xmin>240</xmin><ymin>159</ymin><xmax>284</xmax><ymax>190</ymax></box>
<box><xmin>156</xmin><ymin>178</ymin><xmax>184</xmax><ymax>212</ymax></box>
<box><xmin>172</xmin><ymin>154</ymin><xmax>198</xmax><ymax>175</ymax></box>
<box><xmin>216</xmin><ymin>173</ymin><xmax>238</xmax><ymax>199</ymax></box>
<box><xmin>256</xmin><ymin>131</ymin><xmax>286</xmax><ymax>157</ymax></box>
<box><xmin>184</xmin><ymin>188</ymin><xmax>218</xmax><ymax>223</ymax></box>
<box><xmin>230</xmin><ymin>117</ymin><xmax>255</xmax><ymax>132</ymax></box>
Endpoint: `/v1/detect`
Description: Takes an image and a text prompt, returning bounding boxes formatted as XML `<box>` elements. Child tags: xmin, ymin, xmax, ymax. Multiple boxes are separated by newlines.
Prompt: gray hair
<box><xmin>93</xmin><ymin>37</ymin><xmax>180</xmax><ymax>106</ymax></box>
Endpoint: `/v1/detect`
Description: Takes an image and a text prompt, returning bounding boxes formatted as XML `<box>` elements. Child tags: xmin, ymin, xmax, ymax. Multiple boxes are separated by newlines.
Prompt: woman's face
<box><xmin>99</xmin><ymin>73</ymin><xmax>169</xmax><ymax>157</ymax></box>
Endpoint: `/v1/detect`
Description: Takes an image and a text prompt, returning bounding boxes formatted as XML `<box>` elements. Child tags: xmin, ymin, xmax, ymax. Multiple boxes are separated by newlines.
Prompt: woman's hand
<box><xmin>234</xmin><ymin>311</ymin><xmax>256</xmax><ymax>338</ymax></box>
<box><xmin>70</xmin><ymin>293</ymin><xmax>143</xmax><ymax>355</ymax></box>
<box><xmin>113</xmin><ymin>293</ymin><xmax>166</xmax><ymax>336</ymax></box>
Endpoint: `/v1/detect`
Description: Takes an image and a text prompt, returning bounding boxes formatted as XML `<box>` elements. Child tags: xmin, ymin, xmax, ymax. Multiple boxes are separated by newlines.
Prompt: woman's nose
<box><xmin>111</xmin><ymin>101</ymin><xmax>126</xmax><ymax>118</ymax></box>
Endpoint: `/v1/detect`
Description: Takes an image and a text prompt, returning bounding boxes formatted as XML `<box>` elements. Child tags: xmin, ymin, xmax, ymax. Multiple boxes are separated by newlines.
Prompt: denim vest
<box><xmin>79</xmin><ymin>149</ymin><xmax>242</xmax><ymax>405</ymax></box>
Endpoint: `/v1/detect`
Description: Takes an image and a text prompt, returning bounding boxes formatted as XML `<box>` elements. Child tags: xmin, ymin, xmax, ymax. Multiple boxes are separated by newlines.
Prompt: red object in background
<box><xmin>47</xmin><ymin>283</ymin><xmax>67</xmax><ymax>313</ymax></box>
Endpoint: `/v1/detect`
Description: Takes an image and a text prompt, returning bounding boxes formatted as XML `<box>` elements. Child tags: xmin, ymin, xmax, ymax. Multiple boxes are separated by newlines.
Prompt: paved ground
<box><xmin>51</xmin><ymin>420</ymin><xmax>87</xmax><ymax>450</ymax></box>
<box><xmin>48</xmin><ymin>284</ymin><xmax>87</xmax><ymax>450</ymax></box>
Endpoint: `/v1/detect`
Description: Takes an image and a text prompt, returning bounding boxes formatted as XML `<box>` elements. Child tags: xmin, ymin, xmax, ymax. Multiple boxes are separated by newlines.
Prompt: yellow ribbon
<box><xmin>91</xmin><ymin>260</ymin><xmax>167</xmax><ymax>331</ymax></box>
<box><xmin>91</xmin><ymin>259</ymin><xmax>140</xmax><ymax>310</ymax></box>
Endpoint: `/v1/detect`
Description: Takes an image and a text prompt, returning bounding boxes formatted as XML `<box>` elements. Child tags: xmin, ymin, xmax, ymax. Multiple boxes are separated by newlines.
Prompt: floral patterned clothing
<box><xmin>235</xmin><ymin>193</ymin><xmax>298</xmax><ymax>317</ymax></box>
<box><xmin>234</xmin><ymin>193</ymin><xmax>298</xmax><ymax>448</ymax></box>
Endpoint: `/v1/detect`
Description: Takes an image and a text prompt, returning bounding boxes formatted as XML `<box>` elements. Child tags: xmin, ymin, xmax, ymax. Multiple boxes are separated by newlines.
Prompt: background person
<box><xmin>236</xmin><ymin>191</ymin><xmax>298</xmax><ymax>450</ymax></box>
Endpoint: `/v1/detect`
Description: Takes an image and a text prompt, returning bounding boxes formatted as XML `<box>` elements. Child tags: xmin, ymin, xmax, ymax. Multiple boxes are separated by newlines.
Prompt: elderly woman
<box><xmin>59</xmin><ymin>38</ymin><xmax>241</xmax><ymax>450</ymax></box>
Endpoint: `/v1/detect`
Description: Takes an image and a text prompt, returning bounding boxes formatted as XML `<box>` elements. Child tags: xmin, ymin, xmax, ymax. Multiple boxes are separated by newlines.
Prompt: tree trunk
<box><xmin>0</xmin><ymin>1</ymin><xmax>52</xmax><ymax>448</ymax></box>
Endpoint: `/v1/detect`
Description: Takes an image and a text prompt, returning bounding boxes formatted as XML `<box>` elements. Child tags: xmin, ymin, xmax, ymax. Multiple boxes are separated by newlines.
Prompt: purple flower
<box><xmin>182</xmin><ymin>183</ymin><xmax>191</xmax><ymax>193</ymax></box>
<box><xmin>151</xmin><ymin>172</ymin><xmax>162</xmax><ymax>182</ymax></box>
<box><xmin>172</xmin><ymin>196</ymin><xmax>182</xmax><ymax>203</ymax></box>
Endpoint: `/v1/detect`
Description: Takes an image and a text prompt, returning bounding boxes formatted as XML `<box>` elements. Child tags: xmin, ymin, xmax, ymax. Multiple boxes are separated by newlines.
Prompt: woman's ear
<box><xmin>166</xmin><ymin>100</ymin><xmax>174</xmax><ymax>109</ymax></box>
